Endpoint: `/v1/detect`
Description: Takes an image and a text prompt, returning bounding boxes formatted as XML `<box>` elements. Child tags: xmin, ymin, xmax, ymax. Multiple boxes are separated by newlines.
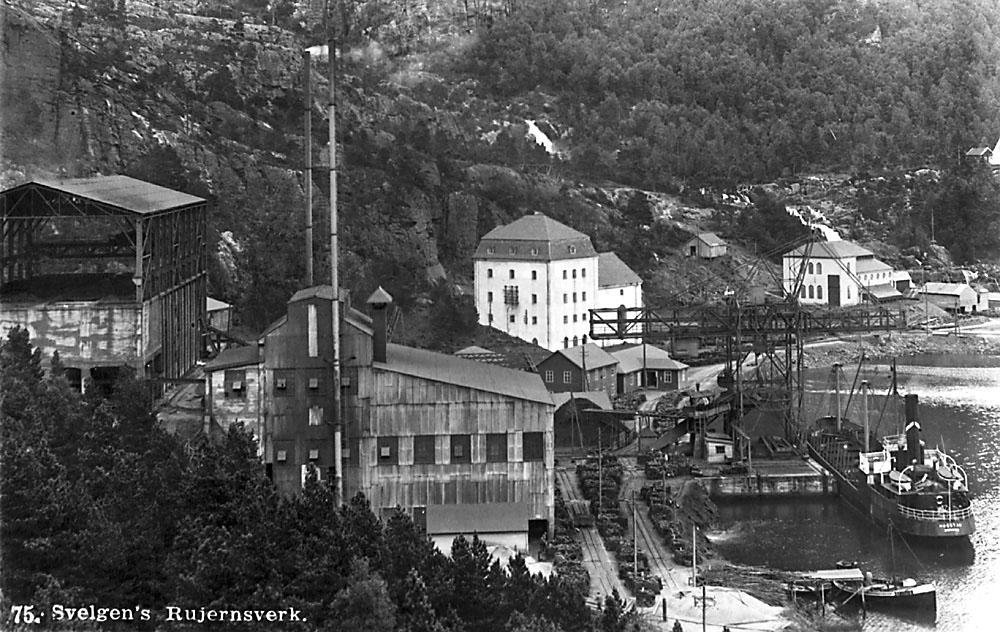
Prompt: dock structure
<box><xmin>699</xmin><ymin>458</ymin><xmax>838</xmax><ymax>498</ymax></box>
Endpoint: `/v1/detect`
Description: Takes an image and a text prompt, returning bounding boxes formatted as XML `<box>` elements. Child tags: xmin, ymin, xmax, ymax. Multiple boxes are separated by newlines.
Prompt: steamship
<box><xmin>807</xmin><ymin>393</ymin><xmax>975</xmax><ymax>539</ymax></box>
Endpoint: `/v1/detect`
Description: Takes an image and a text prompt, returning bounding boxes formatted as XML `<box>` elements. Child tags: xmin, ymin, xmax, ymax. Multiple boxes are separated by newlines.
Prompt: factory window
<box><xmin>808</xmin><ymin>262</ymin><xmax>814</xmax><ymax>274</ymax></box>
<box><xmin>523</xmin><ymin>432</ymin><xmax>544</xmax><ymax>462</ymax></box>
<box><xmin>486</xmin><ymin>433</ymin><xmax>508</xmax><ymax>462</ymax></box>
<box><xmin>308</xmin><ymin>304</ymin><xmax>319</xmax><ymax>357</ymax></box>
<box><xmin>224</xmin><ymin>370</ymin><xmax>246</xmax><ymax>399</ymax></box>
<box><xmin>582</xmin><ymin>313</ymin><xmax>587</xmax><ymax>321</ymax></box>
<box><xmin>413</xmin><ymin>435</ymin><xmax>436</xmax><ymax>464</ymax></box>
<box><xmin>531</xmin><ymin>270</ymin><xmax>537</xmax><ymax>280</ymax></box>
<box><xmin>563</xmin><ymin>315</ymin><xmax>568</xmax><ymax>324</ymax></box>
<box><xmin>545</xmin><ymin>370</ymin><xmax>554</xmax><ymax>383</ymax></box>
<box><xmin>509</xmin><ymin>269</ymin><xmax>515</xmax><ymax>279</ymax></box>
<box><xmin>532</xmin><ymin>293</ymin><xmax>538</xmax><ymax>304</ymax></box>
<box><xmin>273</xmin><ymin>372</ymin><xmax>294</xmax><ymax>396</ymax></box>
<box><xmin>573</xmin><ymin>314</ymin><xmax>578</xmax><ymax>322</ymax></box>
<box><xmin>816</xmin><ymin>262</ymin><xmax>823</xmax><ymax>274</ymax></box>
<box><xmin>572</xmin><ymin>269</ymin><xmax>577</xmax><ymax>278</ymax></box>
<box><xmin>503</xmin><ymin>286</ymin><xmax>519</xmax><ymax>305</ymax></box>
<box><xmin>377</xmin><ymin>436</ymin><xmax>398</xmax><ymax>466</ymax></box>
<box><xmin>450</xmin><ymin>434</ymin><xmax>471</xmax><ymax>464</ymax></box>
<box><xmin>308</xmin><ymin>377</ymin><xmax>321</xmax><ymax>390</ymax></box>
<box><xmin>488</xmin><ymin>291</ymin><xmax>493</xmax><ymax>302</ymax></box>
<box><xmin>572</xmin><ymin>292</ymin><xmax>577</xmax><ymax>302</ymax></box>
<box><xmin>509</xmin><ymin>314</ymin><xmax>516</xmax><ymax>323</ymax></box>
<box><xmin>309</xmin><ymin>406</ymin><xmax>324</xmax><ymax>426</ymax></box>
<box><xmin>487</xmin><ymin>268</ymin><xmax>493</xmax><ymax>278</ymax></box>
<box><xmin>563</xmin><ymin>293</ymin><xmax>568</xmax><ymax>303</ymax></box>
<box><xmin>563</xmin><ymin>371</ymin><xmax>572</xmax><ymax>383</ymax></box>
<box><xmin>808</xmin><ymin>286</ymin><xmax>814</xmax><ymax>299</ymax></box>
<box><xmin>532</xmin><ymin>316</ymin><xmax>538</xmax><ymax>324</ymax></box>
<box><xmin>817</xmin><ymin>286</ymin><xmax>824</xmax><ymax>300</ymax></box>
<box><xmin>582</xmin><ymin>291</ymin><xmax>587</xmax><ymax>301</ymax></box>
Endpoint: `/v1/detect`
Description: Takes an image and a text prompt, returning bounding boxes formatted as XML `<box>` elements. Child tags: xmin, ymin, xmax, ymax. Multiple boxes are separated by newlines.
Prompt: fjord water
<box><xmin>710</xmin><ymin>356</ymin><xmax>1000</xmax><ymax>631</ymax></box>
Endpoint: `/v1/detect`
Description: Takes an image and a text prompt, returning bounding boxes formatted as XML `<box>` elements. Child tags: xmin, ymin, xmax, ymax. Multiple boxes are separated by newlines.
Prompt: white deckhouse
<box><xmin>474</xmin><ymin>213</ymin><xmax>642</xmax><ymax>351</ymax></box>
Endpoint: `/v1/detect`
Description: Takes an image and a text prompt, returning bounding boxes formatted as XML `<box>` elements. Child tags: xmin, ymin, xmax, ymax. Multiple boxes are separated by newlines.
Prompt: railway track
<box><xmin>621</xmin><ymin>462</ymin><xmax>684</xmax><ymax>591</ymax></box>
<box><xmin>555</xmin><ymin>466</ymin><xmax>627</xmax><ymax>603</ymax></box>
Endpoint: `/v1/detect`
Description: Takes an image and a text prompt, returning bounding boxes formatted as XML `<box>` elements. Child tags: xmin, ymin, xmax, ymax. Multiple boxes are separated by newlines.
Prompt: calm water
<box><xmin>710</xmin><ymin>355</ymin><xmax>1000</xmax><ymax>631</ymax></box>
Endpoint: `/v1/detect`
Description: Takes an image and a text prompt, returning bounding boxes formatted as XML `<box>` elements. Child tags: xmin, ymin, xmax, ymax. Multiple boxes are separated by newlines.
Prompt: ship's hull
<box><xmin>807</xmin><ymin>441</ymin><xmax>975</xmax><ymax>539</ymax></box>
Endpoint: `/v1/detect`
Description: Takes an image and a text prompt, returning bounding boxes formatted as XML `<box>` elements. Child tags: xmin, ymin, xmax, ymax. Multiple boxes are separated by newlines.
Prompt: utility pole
<box><xmin>632</xmin><ymin>488</ymin><xmax>638</xmax><ymax>581</ymax></box>
<box><xmin>303</xmin><ymin>50</ymin><xmax>314</xmax><ymax>286</ymax></box>
<box><xmin>327</xmin><ymin>30</ymin><xmax>343</xmax><ymax>507</ymax></box>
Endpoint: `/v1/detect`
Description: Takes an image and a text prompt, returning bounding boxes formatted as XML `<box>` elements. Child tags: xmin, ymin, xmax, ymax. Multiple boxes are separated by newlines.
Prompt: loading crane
<box><xmin>589</xmin><ymin>239</ymin><xmax>908</xmax><ymax>445</ymax></box>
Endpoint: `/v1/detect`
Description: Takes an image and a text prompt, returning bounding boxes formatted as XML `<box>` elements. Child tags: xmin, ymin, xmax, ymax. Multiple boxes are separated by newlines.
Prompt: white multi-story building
<box><xmin>474</xmin><ymin>213</ymin><xmax>642</xmax><ymax>351</ymax></box>
<box><xmin>782</xmin><ymin>240</ymin><xmax>898</xmax><ymax>306</ymax></box>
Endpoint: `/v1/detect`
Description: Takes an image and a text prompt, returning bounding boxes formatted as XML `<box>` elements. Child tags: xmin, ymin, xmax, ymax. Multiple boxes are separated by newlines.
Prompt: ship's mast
<box><xmin>833</xmin><ymin>362</ymin><xmax>842</xmax><ymax>431</ymax></box>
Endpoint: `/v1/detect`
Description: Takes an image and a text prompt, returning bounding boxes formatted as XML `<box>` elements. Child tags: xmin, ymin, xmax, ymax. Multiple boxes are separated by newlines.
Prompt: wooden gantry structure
<box><xmin>0</xmin><ymin>176</ymin><xmax>207</xmax><ymax>386</ymax></box>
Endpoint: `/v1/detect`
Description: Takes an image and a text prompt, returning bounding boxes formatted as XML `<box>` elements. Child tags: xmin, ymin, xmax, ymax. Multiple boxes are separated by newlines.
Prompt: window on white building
<box><xmin>582</xmin><ymin>313</ymin><xmax>587</xmax><ymax>321</ymax></box>
<box><xmin>572</xmin><ymin>336</ymin><xmax>578</xmax><ymax>346</ymax></box>
<box><xmin>564</xmin><ymin>337</ymin><xmax>569</xmax><ymax>348</ymax></box>
<box><xmin>800</xmin><ymin>286</ymin><xmax>805</xmax><ymax>299</ymax></box>
<box><xmin>572</xmin><ymin>269</ymin><xmax>577</xmax><ymax>278</ymax></box>
<box><xmin>563</xmin><ymin>316</ymin><xmax>568</xmax><ymax>324</ymax></box>
<box><xmin>563</xmin><ymin>294</ymin><xmax>568</xmax><ymax>303</ymax></box>
<box><xmin>817</xmin><ymin>285</ymin><xmax>823</xmax><ymax>300</ymax></box>
<box><xmin>487</xmin><ymin>268</ymin><xmax>493</xmax><ymax>278</ymax></box>
<box><xmin>847</xmin><ymin>287</ymin><xmax>852</xmax><ymax>299</ymax></box>
<box><xmin>531</xmin><ymin>316</ymin><xmax>537</xmax><ymax>324</ymax></box>
<box><xmin>509</xmin><ymin>314</ymin><xmax>516</xmax><ymax>323</ymax></box>
<box><xmin>532</xmin><ymin>294</ymin><xmax>538</xmax><ymax>304</ymax></box>
<box><xmin>817</xmin><ymin>262</ymin><xmax>822</xmax><ymax>274</ymax></box>
<box><xmin>509</xmin><ymin>269</ymin><xmax>515</xmax><ymax>279</ymax></box>
<box><xmin>808</xmin><ymin>286</ymin><xmax>814</xmax><ymax>299</ymax></box>
<box><xmin>582</xmin><ymin>291</ymin><xmax>586</xmax><ymax>301</ymax></box>
<box><xmin>531</xmin><ymin>271</ymin><xmax>537</xmax><ymax>280</ymax></box>
<box><xmin>573</xmin><ymin>314</ymin><xmax>578</xmax><ymax>322</ymax></box>
<box><xmin>563</xmin><ymin>270</ymin><xmax>567</xmax><ymax>279</ymax></box>
<box><xmin>572</xmin><ymin>292</ymin><xmax>577</xmax><ymax>302</ymax></box>
<box><xmin>582</xmin><ymin>269</ymin><xmax>586</xmax><ymax>277</ymax></box>
<box><xmin>808</xmin><ymin>262</ymin><xmax>814</xmax><ymax>274</ymax></box>
<box><xmin>487</xmin><ymin>291</ymin><xmax>493</xmax><ymax>302</ymax></box>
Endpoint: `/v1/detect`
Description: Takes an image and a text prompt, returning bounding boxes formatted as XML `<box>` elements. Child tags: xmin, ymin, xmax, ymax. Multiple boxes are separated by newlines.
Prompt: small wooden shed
<box><xmin>684</xmin><ymin>233</ymin><xmax>728</xmax><ymax>259</ymax></box>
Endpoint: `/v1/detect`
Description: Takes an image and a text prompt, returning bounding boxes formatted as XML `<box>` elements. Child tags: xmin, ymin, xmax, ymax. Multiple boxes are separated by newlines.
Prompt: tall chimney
<box><xmin>367</xmin><ymin>286</ymin><xmax>393</xmax><ymax>363</ymax></box>
<box><xmin>904</xmin><ymin>393</ymin><xmax>923</xmax><ymax>465</ymax></box>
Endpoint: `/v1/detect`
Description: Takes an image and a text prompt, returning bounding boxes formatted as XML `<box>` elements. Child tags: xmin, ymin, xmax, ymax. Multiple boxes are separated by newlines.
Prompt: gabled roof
<box><xmin>921</xmin><ymin>282</ymin><xmax>974</xmax><ymax>296</ymax></box>
<box><xmin>206</xmin><ymin>296</ymin><xmax>231</xmax><ymax>312</ymax></box>
<box><xmin>966</xmin><ymin>147</ymin><xmax>992</xmax><ymax>157</ymax></box>
<box><xmin>378</xmin><ymin>343</ymin><xmax>553</xmax><ymax>405</ymax></box>
<box><xmin>598</xmin><ymin>252</ymin><xmax>642</xmax><ymax>288</ymax></box>
<box><xmin>26</xmin><ymin>175</ymin><xmax>204</xmax><ymax>215</ymax></box>
<box><xmin>204</xmin><ymin>344</ymin><xmax>260</xmax><ymax>371</ymax></box>
<box><xmin>474</xmin><ymin>213</ymin><xmax>597</xmax><ymax>261</ymax></box>
<box><xmin>610</xmin><ymin>344</ymin><xmax>689</xmax><ymax>374</ymax></box>
<box><xmin>864</xmin><ymin>284</ymin><xmax>902</xmax><ymax>300</ymax></box>
<box><xmin>855</xmin><ymin>258</ymin><xmax>892</xmax><ymax>274</ymax></box>
<box><xmin>289</xmin><ymin>285</ymin><xmax>337</xmax><ymax>303</ymax></box>
<box><xmin>541</xmin><ymin>343</ymin><xmax>618</xmax><ymax>370</ymax></box>
<box><xmin>551</xmin><ymin>391</ymin><xmax>613</xmax><ymax>411</ymax></box>
<box><xmin>692</xmin><ymin>232</ymin><xmax>726</xmax><ymax>247</ymax></box>
<box><xmin>784</xmin><ymin>240</ymin><xmax>872</xmax><ymax>259</ymax></box>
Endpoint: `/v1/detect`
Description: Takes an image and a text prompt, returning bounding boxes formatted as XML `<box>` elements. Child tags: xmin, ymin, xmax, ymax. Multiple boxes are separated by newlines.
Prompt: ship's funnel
<box><xmin>904</xmin><ymin>394</ymin><xmax>923</xmax><ymax>465</ymax></box>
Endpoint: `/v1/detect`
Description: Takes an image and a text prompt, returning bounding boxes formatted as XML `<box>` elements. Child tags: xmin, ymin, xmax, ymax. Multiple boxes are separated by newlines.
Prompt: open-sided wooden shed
<box><xmin>0</xmin><ymin>176</ymin><xmax>207</xmax><ymax>387</ymax></box>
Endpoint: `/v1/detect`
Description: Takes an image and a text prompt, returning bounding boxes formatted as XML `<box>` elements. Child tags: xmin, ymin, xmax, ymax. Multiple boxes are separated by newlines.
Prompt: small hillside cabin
<box><xmin>684</xmin><ymin>233</ymin><xmax>728</xmax><ymax>259</ymax></box>
<box><xmin>610</xmin><ymin>344</ymin><xmax>688</xmax><ymax>392</ymax></box>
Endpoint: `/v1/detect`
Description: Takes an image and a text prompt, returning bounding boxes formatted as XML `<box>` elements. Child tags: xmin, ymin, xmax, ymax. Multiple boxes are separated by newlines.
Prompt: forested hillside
<box><xmin>3</xmin><ymin>0</ymin><xmax>1000</xmax><ymax>338</ymax></box>
<box><xmin>462</xmin><ymin>0</ymin><xmax>1000</xmax><ymax>187</ymax></box>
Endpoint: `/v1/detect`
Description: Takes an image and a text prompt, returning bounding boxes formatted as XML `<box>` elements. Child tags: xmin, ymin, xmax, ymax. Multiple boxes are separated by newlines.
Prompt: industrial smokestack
<box><xmin>367</xmin><ymin>286</ymin><xmax>393</xmax><ymax>363</ymax></box>
<box><xmin>904</xmin><ymin>393</ymin><xmax>923</xmax><ymax>465</ymax></box>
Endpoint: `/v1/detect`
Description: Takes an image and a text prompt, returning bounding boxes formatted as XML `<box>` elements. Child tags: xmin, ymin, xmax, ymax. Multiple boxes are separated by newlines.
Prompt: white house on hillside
<box><xmin>782</xmin><ymin>240</ymin><xmax>898</xmax><ymax>306</ymax></box>
<box><xmin>474</xmin><ymin>213</ymin><xmax>643</xmax><ymax>351</ymax></box>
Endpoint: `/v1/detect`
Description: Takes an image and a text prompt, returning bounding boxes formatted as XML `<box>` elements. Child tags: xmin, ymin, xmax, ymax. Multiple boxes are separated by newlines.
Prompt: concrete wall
<box><xmin>206</xmin><ymin>364</ymin><xmax>263</xmax><ymax>443</ymax></box>
<box><xmin>1</xmin><ymin>301</ymin><xmax>139</xmax><ymax>370</ymax></box>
